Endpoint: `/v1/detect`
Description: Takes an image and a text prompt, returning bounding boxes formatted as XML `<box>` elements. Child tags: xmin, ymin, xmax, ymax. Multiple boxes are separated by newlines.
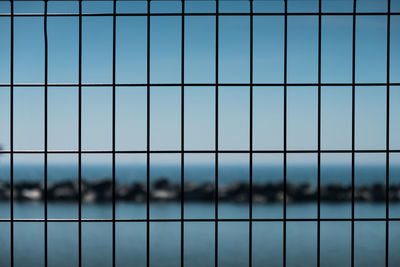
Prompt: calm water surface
<box><xmin>0</xmin><ymin>202</ymin><xmax>400</xmax><ymax>267</ymax></box>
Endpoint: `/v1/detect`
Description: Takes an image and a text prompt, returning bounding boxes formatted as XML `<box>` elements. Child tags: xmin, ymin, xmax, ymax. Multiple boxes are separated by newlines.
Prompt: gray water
<box><xmin>1</xmin><ymin>202</ymin><xmax>400</xmax><ymax>267</ymax></box>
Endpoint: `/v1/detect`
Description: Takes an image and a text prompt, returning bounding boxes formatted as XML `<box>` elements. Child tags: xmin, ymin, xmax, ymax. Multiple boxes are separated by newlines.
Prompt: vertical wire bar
<box><xmin>9</xmin><ymin>0</ymin><xmax>14</xmax><ymax>266</ymax></box>
<box><xmin>215</xmin><ymin>0</ymin><xmax>219</xmax><ymax>266</ymax></box>
<box><xmin>385</xmin><ymin>0</ymin><xmax>391</xmax><ymax>266</ymax></box>
<box><xmin>317</xmin><ymin>0</ymin><xmax>322</xmax><ymax>266</ymax></box>
<box><xmin>78</xmin><ymin>0</ymin><xmax>83</xmax><ymax>266</ymax></box>
<box><xmin>181</xmin><ymin>0</ymin><xmax>185</xmax><ymax>267</ymax></box>
<box><xmin>112</xmin><ymin>0</ymin><xmax>117</xmax><ymax>266</ymax></box>
<box><xmin>351</xmin><ymin>1</ymin><xmax>357</xmax><ymax>267</ymax></box>
<box><xmin>146</xmin><ymin>1</ymin><xmax>151</xmax><ymax>267</ymax></box>
<box><xmin>44</xmin><ymin>1</ymin><xmax>48</xmax><ymax>266</ymax></box>
<box><xmin>249</xmin><ymin>0</ymin><xmax>253</xmax><ymax>266</ymax></box>
<box><xmin>283</xmin><ymin>0</ymin><xmax>287</xmax><ymax>266</ymax></box>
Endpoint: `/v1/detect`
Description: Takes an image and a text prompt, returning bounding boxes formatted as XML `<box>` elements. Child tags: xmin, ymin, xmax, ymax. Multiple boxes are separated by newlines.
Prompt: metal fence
<box><xmin>0</xmin><ymin>0</ymin><xmax>399</xmax><ymax>266</ymax></box>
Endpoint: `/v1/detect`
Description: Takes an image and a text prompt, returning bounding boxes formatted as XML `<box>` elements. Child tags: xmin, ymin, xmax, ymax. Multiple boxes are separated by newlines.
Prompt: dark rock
<box><xmin>117</xmin><ymin>183</ymin><xmax>146</xmax><ymax>202</ymax></box>
<box><xmin>88</xmin><ymin>179</ymin><xmax>113</xmax><ymax>201</ymax></box>
<box><xmin>150</xmin><ymin>178</ymin><xmax>179</xmax><ymax>202</ymax></box>
<box><xmin>219</xmin><ymin>182</ymin><xmax>250</xmax><ymax>203</ymax></box>
<box><xmin>153</xmin><ymin>178</ymin><xmax>171</xmax><ymax>190</ymax></box>
<box><xmin>321</xmin><ymin>184</ymin><xmax>350</xmax><ymax>202</ymax></box>
<box><xmin>47</xmin><ymin>181</ymin><xmax>78</xmax><ymax>201</ymax></box>
<box><xmin>14</xmin><ymin>181</ymin><xmax>42</xmax><ymax>191</ymax></box>
<box><xmin>389</xmin><ymin>185</ymin><xmax>400</xmax><ymax>201</ymax></box>
<box><xmin>14</xmin><ymin>182</ymin><xmax>43</xmax><ymax>201</ymax></box>
<box><xmin>0</xmin><ymin>182</ymin><xmax>10</xmax><ymax>200</ymax></box>
<box><xmin>290</xmin><ymin>183</ymin><xmax>316</xmax><ymax>202</ymax></box>
<box><xmin>370</xmin><ymin>183</ymin><xmax>386</xmax><ymax>201</ymax></box>
<box><xmin>184</xmin><ymin>182</ymin><xmax>214</xmax><ymax>202</ymax></box>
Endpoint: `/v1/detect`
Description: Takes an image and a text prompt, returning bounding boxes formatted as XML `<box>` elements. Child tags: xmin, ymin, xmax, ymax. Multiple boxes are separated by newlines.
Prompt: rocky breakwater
<box><xmin>0</xmin><ymin>178</ymin><xmax>400</xmax><ymax>203</ymax></box>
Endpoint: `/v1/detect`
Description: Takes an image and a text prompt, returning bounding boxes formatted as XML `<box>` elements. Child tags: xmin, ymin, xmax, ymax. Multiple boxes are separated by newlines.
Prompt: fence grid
<box><xmin>3</xmin><ymin>0</ymin><xmax>397</xmax><ymax>267</ymax></box>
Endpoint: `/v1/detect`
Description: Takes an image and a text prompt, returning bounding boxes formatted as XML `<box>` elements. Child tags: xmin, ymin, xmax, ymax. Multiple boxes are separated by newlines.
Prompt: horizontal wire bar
<box><xmin>0</xmin><ymin>12</ymin><xmax>400</xmax><ymax>17</ymax></box>
<box><xmin>0</xmin><ymin>82</ymin><xmax>399</xmax><ymax>87</ymax></box>
<box><xmin>0</xmin><ymin>149</ymin><xmax>399</xmax><ymax>154</ymax></box>
<box><xmin>1</xmin><ymin>218</ymin><xmax>400</xmax><ymax>222</ymax></box>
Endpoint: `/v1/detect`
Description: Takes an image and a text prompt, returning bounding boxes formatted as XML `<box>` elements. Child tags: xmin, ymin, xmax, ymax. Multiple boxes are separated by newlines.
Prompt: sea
<box><xmin>0</xmin><ymin>162</ymin><xmax>400</xmax><ymax>267</ymax></box>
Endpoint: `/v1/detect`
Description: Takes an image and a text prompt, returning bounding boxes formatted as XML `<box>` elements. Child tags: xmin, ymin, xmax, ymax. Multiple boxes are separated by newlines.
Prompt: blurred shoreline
<box><xmin>1</xmin><ymin>178</ymin><xmax>400</xmax><ymax>203</ymax></box>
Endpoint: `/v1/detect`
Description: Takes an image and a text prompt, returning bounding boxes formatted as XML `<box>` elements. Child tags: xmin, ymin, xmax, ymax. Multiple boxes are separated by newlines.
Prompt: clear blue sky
<box><xmin>0</xmin><ymin>0</ymin><xmax>400</xmax><ymax>164</ymax></box>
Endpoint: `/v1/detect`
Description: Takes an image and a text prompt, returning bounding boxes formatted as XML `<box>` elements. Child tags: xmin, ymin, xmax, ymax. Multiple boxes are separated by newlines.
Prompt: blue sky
<box><xmin>0</xmin><ymin>0</ymin><xmax>400</xmax><ymax>164</ymax></box>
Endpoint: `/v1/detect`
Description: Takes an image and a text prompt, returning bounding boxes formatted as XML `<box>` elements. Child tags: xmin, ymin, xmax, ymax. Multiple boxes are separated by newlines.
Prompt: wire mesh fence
<box><xmin>0</xmin><ymin>0</ymin><xmax>399</xmax><ymax>266</ymax></box>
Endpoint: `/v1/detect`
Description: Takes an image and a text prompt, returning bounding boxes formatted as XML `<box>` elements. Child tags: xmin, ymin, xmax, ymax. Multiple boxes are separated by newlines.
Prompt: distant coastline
<box><xmin>1</xmin><ymin>178</ymin><xmax>399</xmax><ymax>203</ymax></box>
